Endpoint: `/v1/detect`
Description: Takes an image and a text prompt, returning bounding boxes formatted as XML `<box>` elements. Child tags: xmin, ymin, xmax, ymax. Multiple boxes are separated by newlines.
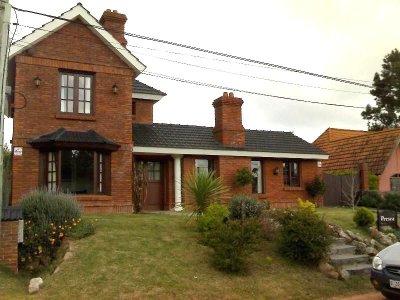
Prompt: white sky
<box><xmin>6</xmin><ymin>0</ymin><xmax>400</xmax><ymax>144</ymax></box>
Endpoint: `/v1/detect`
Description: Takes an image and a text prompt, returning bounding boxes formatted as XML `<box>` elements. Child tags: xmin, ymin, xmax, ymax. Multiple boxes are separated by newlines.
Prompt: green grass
<box><xmin>316</xmin><ymin>207</ymin><xmax>375</xmax><ymax>237</ymax></box>
<box><xmin>0</xmin><ymin>213</ymin><xmax>374</xmax><ymax>299</ymax></box>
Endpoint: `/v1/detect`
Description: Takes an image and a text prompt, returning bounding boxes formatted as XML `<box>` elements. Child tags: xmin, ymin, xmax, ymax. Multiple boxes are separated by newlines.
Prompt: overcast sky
<box><xmin>6</xmin><ymin>0</ymin><xmax>400</xmax><ymax>144</ymax></box>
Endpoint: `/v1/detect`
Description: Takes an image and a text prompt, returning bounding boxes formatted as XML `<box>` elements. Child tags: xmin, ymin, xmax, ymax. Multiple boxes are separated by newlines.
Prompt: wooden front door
<box><xmin>144</xmin><ymin>161</ymin><xmax>163</xmax><ymax>210</ymax></box>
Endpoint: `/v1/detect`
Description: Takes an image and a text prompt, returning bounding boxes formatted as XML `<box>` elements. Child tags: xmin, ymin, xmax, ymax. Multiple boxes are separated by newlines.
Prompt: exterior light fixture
<box><xmin>112</xmin><ymin>83</ymin><xmax>118</xmax><ymax>94</ymax></box>
<box><xmin>34</xmin><ymin>76</ymin><xmax>41</xmax><ymax>88</ymax></box>
<box><xmin>273</xmin><ymin>167</ymin><xmax>279</xmax><ymax>176</ymax></box>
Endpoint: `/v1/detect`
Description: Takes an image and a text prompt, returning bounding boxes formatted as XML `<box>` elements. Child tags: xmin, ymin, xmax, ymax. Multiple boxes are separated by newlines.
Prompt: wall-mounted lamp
<box><xmin>112</xmin><ymin>83</ymin><xmax>119</xmax><ymax>94</ymax></box>
<box><xmin>273</xmin><ymin>167</ymin><xmax>279</xmax><ymax>176</ymax></box>
<box><xmin>34</xmin><ymin>76</ymin><xmax>41</xmax><ymax>88</ymax></box>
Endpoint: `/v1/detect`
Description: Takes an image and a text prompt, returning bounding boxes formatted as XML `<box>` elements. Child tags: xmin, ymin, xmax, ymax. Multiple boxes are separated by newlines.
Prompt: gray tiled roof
<box><xmin>133</xmin><ymin>80</ymin><xmax>166</xmax><ymax>96</ymax></box>
<box><xmin>133</xmin><ymin>123</ymin><xmax>326</xmax><ymax>155</ymax></box>
<box><xmin>1</xmin><ymin>207</ymin><xmax>22</xmax><ymax>221</ymax></box>
<box><xmin>28</xmin><ymin>128</ymin><xmax>119</xmax><ymax>148</ymax></box>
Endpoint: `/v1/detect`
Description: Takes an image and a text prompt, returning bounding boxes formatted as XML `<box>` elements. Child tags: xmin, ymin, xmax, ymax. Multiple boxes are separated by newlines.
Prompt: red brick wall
<box><xmin>11</xmin><ymin>21</ymin><xmax>134</xmax><ymax>213</ymax></box>
<box><xmin>178</xmin><ymin>155</ymin><xmax>322</xmax><ymax>208</ymax></box>
<box><xmin>132</xmin><ymin>99</ymin><xmax>154</xmax><ymax>124</ymax></box>
<box><xmin>0</xmin><ymin>221</ymin><xmax>19</xmax><ymax>272</ymax></box>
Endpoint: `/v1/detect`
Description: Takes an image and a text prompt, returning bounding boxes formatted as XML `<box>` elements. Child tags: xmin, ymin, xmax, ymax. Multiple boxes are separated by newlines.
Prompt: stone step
<box><xmin>329</xmin><ymin>244</ymin><xmax>356</xmax><ymax>255</ymax></box>
<box><xmin>342</xmin><ymin>263</ymin><xmax>372</xmax><ymax>275</ymax></box>
<box><xmin>332</xmin><ymin>237</ymin><xmax>347</xmax><ymax>246</ymax></box>
<box><xmin>329</xmin><ymin>254</ymin><xmax>369</xmax><ymax>266</ymax></box>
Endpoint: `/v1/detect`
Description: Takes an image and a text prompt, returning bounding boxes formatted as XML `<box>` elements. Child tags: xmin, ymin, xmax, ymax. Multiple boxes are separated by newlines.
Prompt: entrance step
<box><xmin>341</xmin><ymin>263</ymin><xmax>372</xmax><ymax>275</ymax></box>
<box><xmin>332</xmin><ymin>237</ymin><xmax>347</xmax><ymax>246</ymax></box>
<box><xmin>329</xmin><ymin>254</ymin><xmax>369</xmax><ymax>266</ymax></box>
<box><xmin>329</xmin><ymin>244</ymin><xmax>356</xmax><ymax>255</ymax></box>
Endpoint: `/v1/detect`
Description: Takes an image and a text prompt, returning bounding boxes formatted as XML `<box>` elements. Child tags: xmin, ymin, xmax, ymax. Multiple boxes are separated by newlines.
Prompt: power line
<box><xmin>11</xmin><ymin>5</ymin><xmax>372</xmax><ymax>88</ymax></box>
<box><xmin>135</xmin><ymin>51</ymin><xmax>370</xmax><ymax>95</ymax></box>
<box><xmin>142</xmin><ymin>71</ymin><xmax>365</xmax><ymax>109</ymax></box>
<box><xmin>12</xmin><ymin>22</ymin><xmax>370</xmax><ymax>95</ymax></box>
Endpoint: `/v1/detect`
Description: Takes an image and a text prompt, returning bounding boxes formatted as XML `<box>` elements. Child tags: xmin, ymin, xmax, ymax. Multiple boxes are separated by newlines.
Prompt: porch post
<box><xmin>173</xmin><ymin>155</ymin><xmax>183</xmax><ymax>211</ymax></box>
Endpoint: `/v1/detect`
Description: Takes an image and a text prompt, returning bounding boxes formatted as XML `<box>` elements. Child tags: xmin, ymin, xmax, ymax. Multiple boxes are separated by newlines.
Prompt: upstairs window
<box><xmin>60</xmin><ymin>73</ymin><xmax>93</xmax><ymax>114</ymax></box>
<box><xmin>283</xmin><ymin>160</ymin><xmax>300</xmax><ymax>187</ymax></box>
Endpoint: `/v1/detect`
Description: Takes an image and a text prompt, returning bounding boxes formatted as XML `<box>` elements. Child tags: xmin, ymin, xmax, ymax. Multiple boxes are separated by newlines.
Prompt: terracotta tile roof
<box><xmin>314</xmin><ymin>128</ymin><xmax>400</xmax><ymax>174</ymax></box>
<box><xmin>313</xmin><ymin>128</ymin><xmax>368</xmax><ymax>148</ymax></box>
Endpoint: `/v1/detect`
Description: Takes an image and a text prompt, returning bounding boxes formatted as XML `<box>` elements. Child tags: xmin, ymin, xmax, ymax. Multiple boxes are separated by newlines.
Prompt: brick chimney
<box><xmin>213</xmin><ymin>92</ymin><xmax>245</xmax><ymax>147</ymax></box>
<box><xmin>99</xmin><ymin>9</ymin><xmax>127</xmax><ymax>47</ymax></box>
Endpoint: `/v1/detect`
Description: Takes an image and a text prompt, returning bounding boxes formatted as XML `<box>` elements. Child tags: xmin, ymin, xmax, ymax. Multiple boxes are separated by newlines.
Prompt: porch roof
<box><xmin>133</xmin><ymin>123</ymin><xmax>326</xmax><ymax>158</ymax></box>
<box><xmin>28</xmin><ymin>128</ymin><xmax>120</xmax><ymax>151</ymax></box>
<box><xmin>1</xmin><ymin>207</ymin><xmax>23</xmax><ymax>221</ymax></box>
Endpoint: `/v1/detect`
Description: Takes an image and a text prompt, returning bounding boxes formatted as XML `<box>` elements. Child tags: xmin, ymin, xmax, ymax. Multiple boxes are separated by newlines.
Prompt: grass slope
<box><xmin>1</xmin><ymin>213</ymin><xmax>373</xmax><ymax>299</ymax></box>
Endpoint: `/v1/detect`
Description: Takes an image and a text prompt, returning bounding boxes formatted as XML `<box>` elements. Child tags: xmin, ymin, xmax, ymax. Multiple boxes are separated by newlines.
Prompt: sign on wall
<box><xmin>13</xmin><ymin>147</ymin><xmax>22</xmax><ymax>156</ymax></box>
<box><xmin>377</xmin><ymin>209</ymin><xmax>398</xmax><ymax>231</ymax></box>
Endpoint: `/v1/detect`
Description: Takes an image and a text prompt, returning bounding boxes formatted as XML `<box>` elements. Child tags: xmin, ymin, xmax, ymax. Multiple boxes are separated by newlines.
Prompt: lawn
<box><xmin>0</xmin><ymin>213</ymin><xmax>374</xmax><ymax>300</ymax></box>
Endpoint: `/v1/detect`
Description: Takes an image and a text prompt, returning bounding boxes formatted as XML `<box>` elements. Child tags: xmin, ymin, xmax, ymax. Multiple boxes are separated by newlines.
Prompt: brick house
<box><xmin>314</xmin><ymin>127</ymin><xmax>400</xmax><ymax>192</ymax></box>
<box><xmin>7</xmin><ymin>4</ymin><xmax>327</xmax><ymax>213</ymax></box>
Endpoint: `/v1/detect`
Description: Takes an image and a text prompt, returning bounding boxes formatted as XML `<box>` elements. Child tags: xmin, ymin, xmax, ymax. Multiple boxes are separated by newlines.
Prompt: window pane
<box><xmin>251</xmin><ymin>160</ymin><xmax>262</xmax><ymax>193</ymax></box>
<box><xmin>79</xmin><ymin>77</ymin><xmax>85</xmax><ymax>88</ymax></box>
<box><xmin>61</xmin><ymin>75</ymin><xmax>67</xmax><ymax>86</ymax></box>
<box><xmin>68</xmin><ymin>88</ymin><xmax>74</xmax><ymax>100</ymax></box>
<box><xmin>61</xmin><ymin>87</ymin><xmax>66</xmax><ymax>99</ymax></box>
<box><xmin>85</xmin><ymin>102</ymin><xmax>91</xmax><ymax>114</ymax></box>
<box><xmin>68</xmin><ymin>75</ymin><xmax>74</xmax><ymax>87</ymax></box>
<box><xmin>79</xmin><ymin>89</ymin><xmax>84</xmax><ymax>100</ymax></box>
<box><xmin>61</xmin><ymin>100</ymin><xmax>66</xmax><ymax>112</ymax></box>
<box><xmin>195</xmin><ymin>159</ymin><xmax>208</xmax><ymax>174</ymax></box>
<box><xmin>85</xmin><ymin>90</ymin><xmax>91</xmax><ymax>101</ymax></box>
<box><xmin>78</xmin><ymin>102</ymin><xmax>84</xmax><ymax>113</ymax></box>
<box><xmin>85</xmin><ymin>77</ymin><xmax>91</xmax><ymax>88</ymax></box>
<box><xmin>61</xmin><ymin>149</ymin><xmax>94</xmax><ymax>194</ymax></box>
<box><xmin>67</xmin><ymin>101</ymin><xmax>73</xmax><ymax>112</ymax></box>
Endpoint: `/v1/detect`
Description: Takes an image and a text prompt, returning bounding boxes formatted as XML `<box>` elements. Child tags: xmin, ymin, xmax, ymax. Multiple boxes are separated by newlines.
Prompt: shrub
<box><xmin>381</xmin><ymin>192</ymin><xmax>400</xmax><ymax>211</ymax></box>
<box><xmin>359</xmin><ymin>191</ymin><xmax>383</xmax><ymax>208</ymax></box>
<box><xmin>229</xmin><ymin>195</ymin><xmax>267</xmax><ymax>220</ymax></box>
<box><xmin>369</xmin><ymin>173</ymin><xmax>379</xmax><ymax>191</ymax></box>
<box><xmin>197</xmin><ymin>203</ymin><xmax>229</xmax><ymax>234</ymax></box>
<box><xmin>18</xmin><ymin>189</ymin><xmax>82</xmax><ymax>272</ymax></box>
<box><xmin>66</xmin><ymin>219</ymin><xmax>95</xmax><ymax>240</ymax></box>
<box><xmin>297</xmin><ymin>198</ymin><xmax>316</xmax><ymax>212</ymax></box>
<box><xmin>353</xmin><ymin>207</ymin><xmax>375</xmax><ymax>227</ymax></box>
<box><xmin>183</xmin><ymin>171</ymin><xmax>228</xmax><ymax>217</ymax></box>
<box><xmin>205</xmin><ymin>219</ymin><xmax>261</xmax><ymax>273</ymax></box>
<box><xmin>276</xmin><ymin>209</ymin><xmax>332</xmax><ymax>264</ymax></box>
<box><xmin>305</xmin><ymin>176</ymin><xmax>326</xmax><ymax>200</ymax></box>
<box><xmin>234</xmin><ymin>168</ymin><xmax>253</xmax><ymax>186</ymax></box>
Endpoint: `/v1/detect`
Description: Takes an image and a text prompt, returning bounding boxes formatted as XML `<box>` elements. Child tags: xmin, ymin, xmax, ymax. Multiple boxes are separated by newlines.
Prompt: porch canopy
<box><xmin>28</xmin><ymin>128</ymin><xmax>120</xmax><ymax>151</ymax></box>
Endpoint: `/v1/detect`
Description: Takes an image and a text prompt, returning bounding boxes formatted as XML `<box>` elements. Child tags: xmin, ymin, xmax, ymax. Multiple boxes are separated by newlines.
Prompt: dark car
<box><xmin>371</xmin><ymin>242</ymin><xmax>400</xmax><ymax>299</ymax></box>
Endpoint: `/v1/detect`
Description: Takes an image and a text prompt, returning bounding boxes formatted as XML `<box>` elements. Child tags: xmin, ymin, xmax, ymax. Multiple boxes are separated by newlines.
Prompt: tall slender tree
<box><xmin>362</xmin><ymin>49</ymin><xmax>400</xmax><ymax>131</ymax></box>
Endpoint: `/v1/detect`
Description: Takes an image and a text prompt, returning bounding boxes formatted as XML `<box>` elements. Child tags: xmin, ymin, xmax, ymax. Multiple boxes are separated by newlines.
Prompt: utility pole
<box><xmin>0</xmin><ymin>0</ymin><xmax>11</xmax><ymax>224</ymax></box>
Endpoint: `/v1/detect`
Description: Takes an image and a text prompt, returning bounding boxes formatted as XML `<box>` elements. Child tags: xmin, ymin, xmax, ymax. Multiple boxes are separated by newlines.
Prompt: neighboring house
<box><xmin>314</xmin><ymin>127</ymin><xmax>400</xmax><ymax>192</ymax></box>
<box><xmin>7</xmin><ymin>4</ymin><xmax>327</xmax><ymax>213</ymax></box>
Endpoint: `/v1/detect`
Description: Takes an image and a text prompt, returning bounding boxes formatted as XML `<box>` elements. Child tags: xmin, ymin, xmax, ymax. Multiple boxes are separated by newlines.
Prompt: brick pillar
<box><xmin>0</xmin><ymin>220</ymin><xmax>19</xmax><ymax>272</ymax></box>
<box><xmin>99</xmin><ymin>9</ymin><xmax>128</xmax><ymax>47</ymax></box>
<box><xmin>213</xmin><ymin>92</ymin><xmax>245</xmax><ymax>147</ymax></box>
<box><xmin>359</xmin><ymin>163</ymin><xmax>369</xmax><ymax>191</ymax></box>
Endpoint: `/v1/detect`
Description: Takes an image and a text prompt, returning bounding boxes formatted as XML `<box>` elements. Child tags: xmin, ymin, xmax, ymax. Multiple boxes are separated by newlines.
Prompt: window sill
<box><xmin>283</xmin><ymin>186</ymin><xmax>303</xmax><ymax>191</ymax></box>
<box><xmin>55</xmin><ymin>113</ymin><xmax>96</xmax><ymax>121</ymax></box>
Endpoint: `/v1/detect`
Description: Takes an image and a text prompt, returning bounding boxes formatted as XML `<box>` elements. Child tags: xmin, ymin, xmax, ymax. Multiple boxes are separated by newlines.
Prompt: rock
<box><xmin>366</xmin><ymin>246</ymin><xmax>378</xmax><ymax>256</ymax></box>
<box><xmin>319</xmin><ymin>262</ymin><xmax>335</xmax><ymax>273</ymax></box>
<box><xmin>338</xmin><ymin>230</ymin><xmax>351</xmax><ymax>241</ymax></box>
<box><xmin>53</xmin><ymin>266</ymin><xmax>60</xmax><ymax>274</ymax></box>
<box><xmin>351</xmin><ymin>240</ymin><xmax>367</xmax><ymax>254</ymax></box>
<box><xmin>380</xmin><ymin>236</ymin><xmax>393</xmax><ymax>246</ymax></box>
<box><xmin>370</xmin><ymin>228</ymin><xmax>384</xmax><ymax>240</ymax></box>
<box><xmin>380</xmin><ymin>226</ymin><xmax>393</xmax><ymax>233</ymax></box>
<box><xmin>327</xmin><ymin>271</ymin><xmax>340</xmax><ymax>280</ymax></box>
<box><xmin>387</xmin><ymin>233</ymin><xmax>398</xmax><ymax>243</ymax></box>
<box><xmin>339</xmin><ymin>269</ymin><xmax>350</xmax><ymax>281</ymax></box>
<box><xmin>28</xmin><ymin>277</ymin><xmax>43</xmax><ymax>294</ymax></box>
<box><xmin>346</xmin><ymin>230</ymin><xmax>360</xmax><ymax>241</ymax></box>
<box><xmin>63</xmin><ymin>251</ymin><xmax>73</xmax><ymax>261</ymax></box>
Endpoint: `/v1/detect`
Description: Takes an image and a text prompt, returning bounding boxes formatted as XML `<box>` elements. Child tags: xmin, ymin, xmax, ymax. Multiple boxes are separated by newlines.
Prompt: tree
<box><xmin>361</xmin><ymin>48</ymin><xmax>400</xmax><ymax>131</ymax></box>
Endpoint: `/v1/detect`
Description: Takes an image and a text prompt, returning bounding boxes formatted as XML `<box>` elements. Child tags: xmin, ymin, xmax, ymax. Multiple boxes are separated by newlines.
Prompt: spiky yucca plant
<box><xmin>183</xmin><ymin>170</ymin><xmax>228</xmax><ymax>217</ymax></box>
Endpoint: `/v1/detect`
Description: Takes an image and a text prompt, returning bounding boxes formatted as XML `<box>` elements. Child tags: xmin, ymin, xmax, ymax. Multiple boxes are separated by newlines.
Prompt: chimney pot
<box><xmin>229</xmin><ymin>92</ymin><xmax>234</xmax><ymax>98</ymax></box>
<box><xmin>100</xmin><ymin>9</ymin><xmax>128</xmax><ymax>47</ymax></box>
<box><xmin>223</xmin><ymin>92</ymin><xmax>228</xmax><ymax>98</ymax></box>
